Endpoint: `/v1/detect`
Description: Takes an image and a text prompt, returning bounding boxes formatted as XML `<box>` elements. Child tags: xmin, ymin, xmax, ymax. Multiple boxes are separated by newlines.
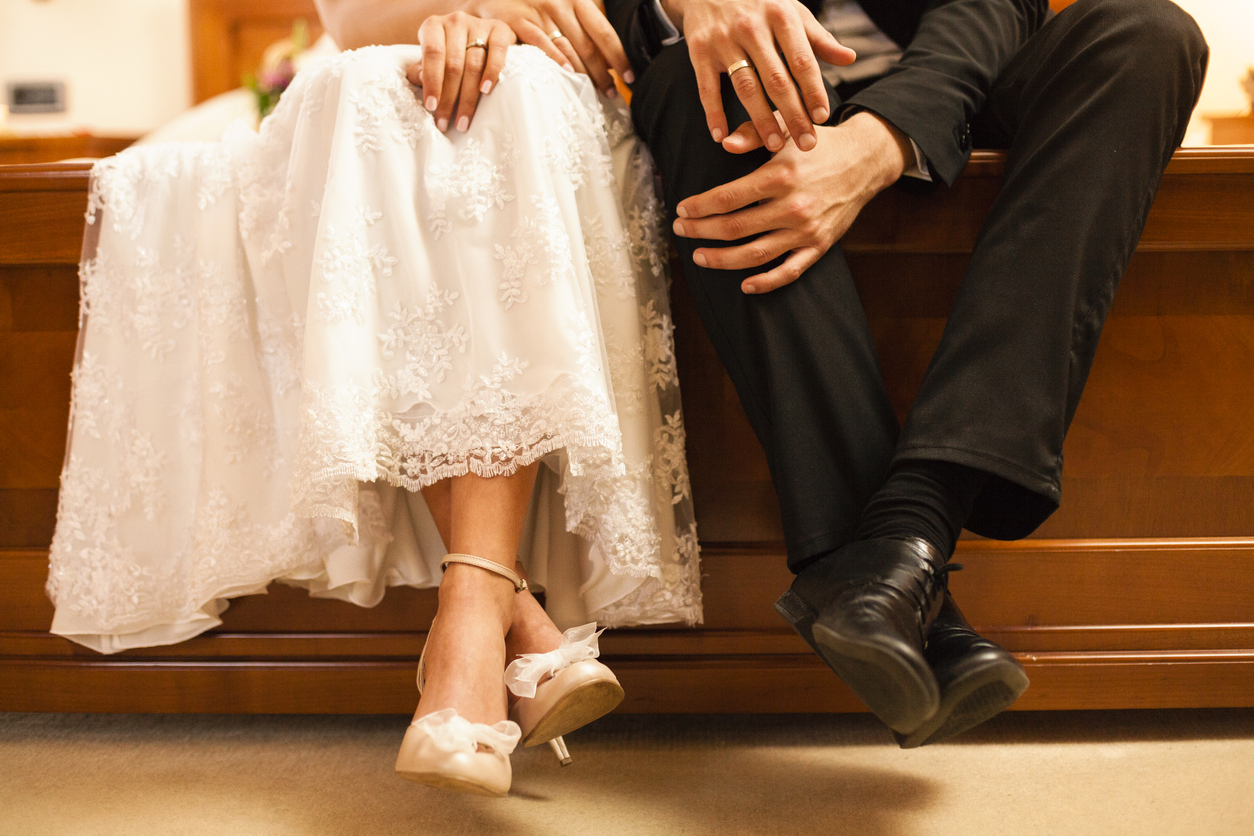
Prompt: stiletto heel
<box><xmin>506</xmin><ymin>623</ymin><xmax>625</xmax><ymax>756</ymax></box>
<box><xmin>395</xmin><ymin>554</ymin><xmax>529</xmax><ymax>796</ymax></box>
<box><xmin>549</xmin><ymin>736</ymin><xmax>573</xmax><ymax>766</ymax></box>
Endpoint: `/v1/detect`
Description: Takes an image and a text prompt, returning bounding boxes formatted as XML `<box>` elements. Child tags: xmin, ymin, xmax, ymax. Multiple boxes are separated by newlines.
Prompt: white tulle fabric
<box><xmin>504</xmin><ymin>622</ymin><xmax>604</xmax><ymax>698</ymax></box>
<box><xmin>46</xmin><ymin>45</ymin><xmax>702</xmax><ymax>652</ymax></box>
<box><xmin>412</xmin><ymin>708</ymin><xmax>522</xmax><ymax>756</ymax></box>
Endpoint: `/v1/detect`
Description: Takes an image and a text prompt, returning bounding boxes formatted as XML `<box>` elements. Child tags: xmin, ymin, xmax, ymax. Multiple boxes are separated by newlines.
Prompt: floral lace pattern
<box><xmin>49</xmin><ymin>45</ymin><xmax>701</xmax><ymax>652</ymax></box>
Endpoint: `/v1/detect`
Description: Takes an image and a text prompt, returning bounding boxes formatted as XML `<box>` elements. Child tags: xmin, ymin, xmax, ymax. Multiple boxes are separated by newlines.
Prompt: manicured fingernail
<box><xmin>481</xmin><ymin>80</ymin><xmax>493</xmax><ymax>94</ymax></box>
<box><xmin>812</xmin><ymin>106</ymin><xmax>829</xmax><ymax>123</ymax></box>
<box><xmin>605</xmin><ymin>86</ymin><xmax>617</xmax><ymax>99</ymax></box>
<box><xmin>425</xmin><ymin>96</ymin><xmax>437</xmax><ymax>111</ymax></box>
<box><xmin>564</xmin><ymin>63</ymin><xmax>575</xmax><ymax>73</ymax></box>
<box><xmin>767</xmin><ymin>134</ymin><xmax>783</xmax><ymax>152</ymax></box>
<box><xmin>677</xmin><ymin>205</ymin><xmax>689</xmax><ymax>219</ymax></box>
<box><xmin>711</xmin><ymin>127</ymin><xmax>724</xmax><ymax>143</ymax></box>
<box><xmin>797</xmin><ymin>132</ymin><xmax>816</xmax><ymax>151</ymax></box>
<box><xmin>673</xmin><ymin>219</ymin><xmax>686</xmax><ymax>236</ymax></box>
<box><xmin>456</xmin><ymin>115</ymin><xmax>469</xmax><ymax>132</ymax></box>
<box><xmin>693</xmin><ymin>251</ymin><xmax>707</xmax><ymax>267</ymax></box>
<box><xmin>623</xmin><ymin>69</ymin><xmax>635</xmax><ymax>83</ymax></box>
<box><xmin>437</xmin><ymin>117</ymin><xmax>448</xmax><ymax>132</ymax></box>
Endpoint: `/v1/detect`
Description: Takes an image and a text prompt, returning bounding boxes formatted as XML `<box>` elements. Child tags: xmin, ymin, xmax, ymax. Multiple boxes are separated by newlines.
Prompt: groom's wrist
<box><xmin>844</xmin><ymin>111</ymin><xmax>912</xmax><ymax>190</ymax></box>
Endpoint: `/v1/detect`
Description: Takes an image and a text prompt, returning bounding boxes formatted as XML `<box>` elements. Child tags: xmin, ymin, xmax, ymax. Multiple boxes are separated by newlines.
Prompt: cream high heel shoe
<box><xmin>506</xmin><ymin>623</ymin><xmax>625</xmax><ymax>757</ymax></box>
<box><xmin>394</xmin><ymin>554</ymin><xmax>528</xmax><ymax>797</ymax></box>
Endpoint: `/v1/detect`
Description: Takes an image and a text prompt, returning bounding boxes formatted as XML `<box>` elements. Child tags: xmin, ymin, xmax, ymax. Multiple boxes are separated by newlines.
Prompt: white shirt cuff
<box><xmin>904</xmin><ymin>138</ymin><xmax>932</xmax><ymax>181</ymax></box>
<box><xmin>650</xmin><ymin>0</ymin><xmax>683</xmax><ymax>45</ymax></box>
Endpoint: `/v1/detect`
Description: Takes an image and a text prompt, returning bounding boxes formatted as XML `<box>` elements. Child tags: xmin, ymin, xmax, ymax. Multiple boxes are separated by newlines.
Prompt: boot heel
<box><xmin>774</xmin><ymin>588</ymin><xmax>814</xmax><ymax>629</ymax></box>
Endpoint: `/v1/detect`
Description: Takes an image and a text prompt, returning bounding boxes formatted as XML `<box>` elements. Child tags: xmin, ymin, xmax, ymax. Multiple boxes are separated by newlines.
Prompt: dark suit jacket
<box><xmin>612</xmin><ymin>0</ymin><xmax>1052</xmax><ymax>186</ymax></box>
<box><xmin>843</xmin><ymin>0</ymin><xmax>1050</xmax><ymax>184</ymax></box>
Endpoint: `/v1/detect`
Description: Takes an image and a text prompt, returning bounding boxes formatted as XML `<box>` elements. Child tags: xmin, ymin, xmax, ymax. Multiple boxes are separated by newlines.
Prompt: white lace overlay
<box><xmin>48</xmin><ymin>45</ymin><xmax>701</xmax><ymax>653</ymax></box>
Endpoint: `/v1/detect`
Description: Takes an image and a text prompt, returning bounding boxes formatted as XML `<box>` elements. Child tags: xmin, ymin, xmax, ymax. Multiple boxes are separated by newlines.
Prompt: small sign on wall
<box><xmin>6</xmin><ymin>81</ymin><xmax>67</xmax><ymax>114</ymax></box>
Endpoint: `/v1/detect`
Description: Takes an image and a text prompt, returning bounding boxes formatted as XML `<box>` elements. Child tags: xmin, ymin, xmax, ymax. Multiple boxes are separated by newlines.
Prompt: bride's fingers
<box><xmin>537</xmin><ymin>12</ymin><xmax>590</xmax><ymax>79</ymax></box>
<box><xmin>417</xmin><ymin>18</ymin><xmax>447</xmax><ymax>114</ymax></box>
<box><xmin>547</xmin><ymin>7</ymin><xmax>613</xmax><ymax>93</ymax></box>
<box><xmin>454</xmin><ymin>23</ymin><xmax>516</xmax><ymax>131</ymax></box>
<box><xmin>434</xmin><ymin>20</ymin><xmax>470</xmax><ymax>131</ymax></box>
<box><xmin>406</xmin><ymin>61</ymin><xmax>423</xmax><ymax>88</ymax></box>
<box><xmin>477</xmin><ymin>23</ymin><xmax>515</xmax><ymax>96</ymax></box>
<box><xmin>513</xmin><ymin>19</ymin><xmax>574</xmax><ymax>72</ymax></box>
<box><xmin>453</xmin><ymin>33</ymin><xmax>491</xmax><ymax>132</ymax></box>
<box><xmin>552</xmin><ymin>33</ymin><xmax>591</xmax><ymax>80</ymax></box>
<box><xmin>573</xmin><ymin>0</ymin><xmax>633</xmax><ymax>84</ymax></box>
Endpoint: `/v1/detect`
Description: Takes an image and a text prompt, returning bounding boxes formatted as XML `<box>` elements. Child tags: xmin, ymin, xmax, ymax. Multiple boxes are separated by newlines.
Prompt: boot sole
<box><xmin>777</xmin><ymin>589</ymin><xmax>939</xmax><ymax>734</ymax></box>
<box><xmin>892</xmin><ymin>654</ymin><xmax>1030</xmax><ymax>748</ymax></box>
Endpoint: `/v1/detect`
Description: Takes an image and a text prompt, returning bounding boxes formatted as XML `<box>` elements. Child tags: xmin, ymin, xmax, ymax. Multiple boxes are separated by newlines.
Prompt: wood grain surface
<box><xmin>2</xmin><ymin>143</ymin><xmax>1252</xmax><ymax>712</ymax></box>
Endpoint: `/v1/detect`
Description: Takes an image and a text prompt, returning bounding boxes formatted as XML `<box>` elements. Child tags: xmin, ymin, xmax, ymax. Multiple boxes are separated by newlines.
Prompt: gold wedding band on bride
<box><xmin>548</xmin><ymin>29</ymin><xmax>564</xmax><ymax>40</ymax></box>
<box><xmin>466</xmin><ymin>38</ymin><xmax>488</xmax><ymax>50</ymax></box>
<box><xmin>727</xmin><ymin>59</ymin><xmax>754</xmax><ymax>77</ymax></box>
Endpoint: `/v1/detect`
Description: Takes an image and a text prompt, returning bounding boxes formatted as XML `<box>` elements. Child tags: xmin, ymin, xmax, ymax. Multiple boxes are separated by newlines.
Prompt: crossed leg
<box><xmin>415</xmin><ymin>466</ymin><xmax>563</xmax><ymax>727</ymax></box>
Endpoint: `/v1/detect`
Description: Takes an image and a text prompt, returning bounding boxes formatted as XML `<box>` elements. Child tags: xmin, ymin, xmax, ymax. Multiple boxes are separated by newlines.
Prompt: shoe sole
<box><xmin>520</xmin><ymin>679</ymin><xmax>626</xmax><ymax>748</ymax></box>
<box><xmin>395</xmin><ymin>769</ymin><xmax>508</xmax><ymax>797</ymax></box>
<box><xmin>892</xmin><ymin>655</ymin><xmax>1030</xmax><ymax>749</ymax></box>
<box><xmin>777</xmin><ymin>589</ymin><xmax>939</xmax><ymax>734</ymax></box>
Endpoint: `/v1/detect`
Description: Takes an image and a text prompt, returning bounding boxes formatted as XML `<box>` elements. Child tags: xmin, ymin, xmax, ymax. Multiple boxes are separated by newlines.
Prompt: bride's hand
<box><xmin>478</xmin><ymin>0</ymin><xmax>633</xmax><ymax>97</ymax></box>
<box><xmin>406</xmin><ymin>12</ymin><xmax>517</xmax><ymax>133</ymax></box>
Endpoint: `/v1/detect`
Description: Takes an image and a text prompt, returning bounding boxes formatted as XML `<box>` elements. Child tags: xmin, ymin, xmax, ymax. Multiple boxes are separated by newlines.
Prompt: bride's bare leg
<box><xmin>420</xmin><ymin>480</ymin><xmax>565</xmax><ymax>667</ymax></box>
<box><xmin>415</xmin><ymin>463</ymin><xmax>538</xmax><ymax>726</ymax></box>
<box><xmin>420</xmin><ymin>480</ymin><xmax>451</xmax><ymax>543</ymax></box>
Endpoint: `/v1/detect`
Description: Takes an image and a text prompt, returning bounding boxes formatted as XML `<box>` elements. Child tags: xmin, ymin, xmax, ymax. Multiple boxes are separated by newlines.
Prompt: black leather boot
<box><xmin>775</xmin><ymin>538</ymin><xmax>950</xmax><ymax>734</ymax></box>
<box><xmin>892</xmin><ymin>591</ymin><xmax>1030</xmax><ymax>748</ymax></box>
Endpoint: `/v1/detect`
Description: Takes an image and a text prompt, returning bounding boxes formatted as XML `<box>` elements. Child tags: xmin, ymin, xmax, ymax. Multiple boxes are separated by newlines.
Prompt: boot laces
<box><xmin>903</xmin><ymin>562</ymin><xmax>963</xmax><ymax>640</ymax></box>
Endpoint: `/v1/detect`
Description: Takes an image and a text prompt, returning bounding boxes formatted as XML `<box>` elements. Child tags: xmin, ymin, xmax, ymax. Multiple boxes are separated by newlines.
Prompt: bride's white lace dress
<box><xmin>47</xmin><ymin>44</ymin><xmax>702</xmax><ymax>653</ymax></box>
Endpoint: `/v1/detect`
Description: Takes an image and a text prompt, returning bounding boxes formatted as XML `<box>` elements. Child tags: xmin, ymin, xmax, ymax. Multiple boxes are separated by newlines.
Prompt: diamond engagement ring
<box><xmin>727</xmin><ymin>59</ymin><xmax>753</xmax><ymax>76</ymax></box>
<box><xmin>466</xmin><ymin>38</ymin><xmax>488</xmax><ymax>50</ymax></box>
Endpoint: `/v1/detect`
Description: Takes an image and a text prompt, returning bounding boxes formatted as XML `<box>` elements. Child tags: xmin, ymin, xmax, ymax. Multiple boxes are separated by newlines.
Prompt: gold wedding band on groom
<box><xmin>466</xmin><ymin>38</ymin><xmax>488</xmax><ymax>50</ymax></box>
<box><xmin>727</xmin><ymin>59</ymin><xmax>754</xmax><ymax>76</ymax></box>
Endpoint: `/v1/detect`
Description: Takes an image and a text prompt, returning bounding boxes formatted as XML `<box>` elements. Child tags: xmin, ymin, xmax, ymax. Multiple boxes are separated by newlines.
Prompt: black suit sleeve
<box><xmin>847</xmin><ymin>0</ymin><xmax>1051</xmax><ymax>186</ymax></box>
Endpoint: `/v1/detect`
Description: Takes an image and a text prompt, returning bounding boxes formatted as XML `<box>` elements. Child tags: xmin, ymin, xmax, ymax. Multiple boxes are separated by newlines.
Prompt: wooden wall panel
<box><xmin>3</xmin><ymin>148</ymin><xmax>1254</xmax><ymax>713</ymax></box>
<box><xmin>190</xmin><ymin>0</ymin><xmax>323</xmax><ymax>104</ymax></box>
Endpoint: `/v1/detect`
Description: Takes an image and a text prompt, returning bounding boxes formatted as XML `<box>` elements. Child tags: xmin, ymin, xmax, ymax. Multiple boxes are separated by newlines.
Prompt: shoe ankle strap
<box><xmin>441</xmin><ymin>553</ymin><xmax>529</xmax><ymax>593</ymax></box>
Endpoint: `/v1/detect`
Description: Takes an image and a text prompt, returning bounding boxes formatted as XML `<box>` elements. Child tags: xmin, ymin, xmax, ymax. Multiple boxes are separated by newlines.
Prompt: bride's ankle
<box><xmin>437</xmin><ymin>571</ymin><xmax>516</xmax><ymax>633</ymax></box>
<box><xmin>507</xmin><ymin>591</ymin><xmax>565</xmax><ymax>657</ymax></box>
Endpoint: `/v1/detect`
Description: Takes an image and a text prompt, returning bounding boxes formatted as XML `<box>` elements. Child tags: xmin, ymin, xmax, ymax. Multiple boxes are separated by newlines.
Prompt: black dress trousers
<box><xmin>607</xmin><ymin>0</ymin><xmax>1208</xmax><ymax>569</ymax></box>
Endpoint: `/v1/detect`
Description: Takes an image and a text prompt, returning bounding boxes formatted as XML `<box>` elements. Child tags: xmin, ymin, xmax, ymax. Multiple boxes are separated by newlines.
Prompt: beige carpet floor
<box><xmin>1</xmin><ymin>709</ymin><xmax>1252</xmax><ymax>835</ymax></box>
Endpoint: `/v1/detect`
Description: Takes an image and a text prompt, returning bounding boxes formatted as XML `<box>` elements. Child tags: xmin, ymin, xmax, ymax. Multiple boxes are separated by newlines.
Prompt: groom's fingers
<box><xmin>697</xmin><ymin>234</ymin><xmax>793</xmax><ymax>271</ymax></box>
<box><xmin>805</xmin><ymin>14</ymin><xmax>858</xmax><ymax>67</ymax></box>
<box><xmin>726</xmin><ymin>60</ymin><xmax>786</xmax><ymax>153</ymax></box>
<box><xmin>693</xmin><ymin>59</ymin><xmax>731</xmax><ymax>144</ymax></box>
<box><xmin>742</xmin><ymin>246</ymin><xmax>824</xmax><ymax>294</ymax></box>
<box><xmin>673</xmin><ymin>200</ymin><xmax>777</xmax><ymax>242</ymax></box>
<box><xmin>721</xmin><ymin>114</ymin><xmax>792</xmax><ymax>154</ymax></box>
<box><xmin>676</xmin><ymin>167</ymin><xmax>773</xmax><ymax>222</ymax></box>
<box><xmin>754</xmin><ymin>17</ymin><xmax>819</xmax><ymax>150</ymax></box>
<box><xmin>690</xmin><ymin>230</ymin><xmax>796</xmax><ymax>271</ymax></box>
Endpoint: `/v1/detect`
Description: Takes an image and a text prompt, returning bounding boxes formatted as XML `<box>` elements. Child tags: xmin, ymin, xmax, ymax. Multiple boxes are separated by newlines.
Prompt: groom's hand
<box><xmin>663</xmin><ymin>0</ymin><xmax>855</xmax><ymax>153</ymax></box>
<box><xmin>670</xmin><ymin>112</ymin><xmax>912</xmax><ymax>294</ymax></box>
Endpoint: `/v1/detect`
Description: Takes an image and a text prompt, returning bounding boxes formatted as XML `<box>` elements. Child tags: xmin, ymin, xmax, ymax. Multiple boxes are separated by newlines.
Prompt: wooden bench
<box><xmin>2</xmin><ymin>147</ymin><xmax>1253</xmax><ymax>713</ymax></box>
